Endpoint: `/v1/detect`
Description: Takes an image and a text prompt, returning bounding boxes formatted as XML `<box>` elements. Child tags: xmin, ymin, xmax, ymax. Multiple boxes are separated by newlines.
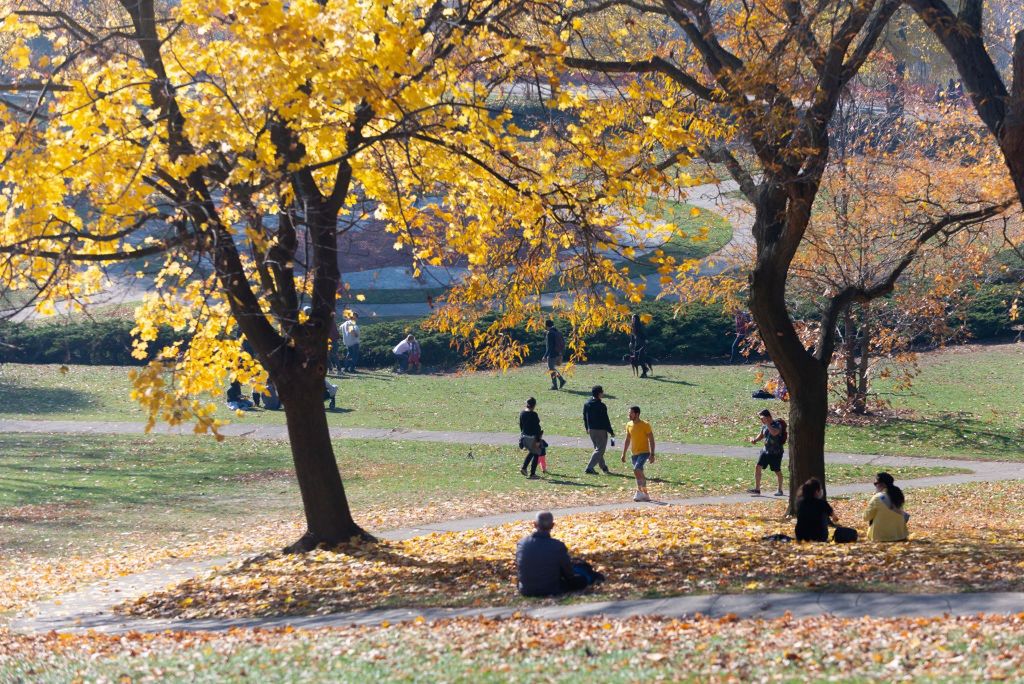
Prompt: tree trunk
<box><xmin>277</xmin><ymin>370</ymin><xmax>368</xmax><ymax>551</ymax></box>
<box><xmin>844</xmin><ymin>309</ymin><xmax>858</xmax><ymax>402</ymax></box>
<box><xmin>748</xmin><ymin>189</ymin><xmax>829</xmax><ymax>512</ymax></box>
<box><xmin>855</xmin><ymin>316</ymin><xmax>870</xmax><ymax>413</ymax></box>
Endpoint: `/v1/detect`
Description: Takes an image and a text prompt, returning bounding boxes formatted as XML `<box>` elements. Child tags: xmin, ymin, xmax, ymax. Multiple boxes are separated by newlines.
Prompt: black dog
<box><xmin>624</xmin><ymin>347</ymin><xmax>654</xmax><ymax>377</ymax></box>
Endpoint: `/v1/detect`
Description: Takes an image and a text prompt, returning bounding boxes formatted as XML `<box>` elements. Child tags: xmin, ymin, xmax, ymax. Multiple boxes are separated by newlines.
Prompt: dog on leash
<box><xmin>624</xmin><ymin>345</ymin><xmax>654</xmax><ymax>377</ymax></box>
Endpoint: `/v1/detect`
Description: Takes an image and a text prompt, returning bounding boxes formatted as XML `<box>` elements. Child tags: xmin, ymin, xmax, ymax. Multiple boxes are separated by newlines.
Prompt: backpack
<box><xmin>776</xmin><ymin>419</ymin><xmax>788</xmax><ymax>446</ymax></box>
<box><xmin>833</xmin><ymin>526</ymin><xmax>858</xmax><ymax>544</ymax></box>
<box><xmin>551</xmin><ymin>328</ymin><xmax>565</xmax><ymax>356</ymax></box>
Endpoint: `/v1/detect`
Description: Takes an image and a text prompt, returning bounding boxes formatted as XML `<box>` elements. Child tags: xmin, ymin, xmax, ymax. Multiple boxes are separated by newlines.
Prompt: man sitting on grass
<box><xmin>516</xmin><ymin>512</ymin><xmax>600</xmax><ymax>596</ymax></box>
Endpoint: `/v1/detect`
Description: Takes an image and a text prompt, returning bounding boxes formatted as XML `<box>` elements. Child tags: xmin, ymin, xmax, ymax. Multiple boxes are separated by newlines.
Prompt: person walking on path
<box><xmin>583</xmin><ymin>385</ymin><xmax>614</xmax><ymax>474</ymax></box>
<box><xmin>864</xmin><ymin>472</ymin><xmax>910</xmax><ymax>542</ymax></box>
<box><xmin>543</xmin><ymin>319</ymin><xmax>567</xmax><ymax>390</ymax></box>
<box><xmin>621</xmin><ymin>405</ymin><xmax>656</xmax><ymax>502</ymax></box>
<box><xmin>747</xmin><ymin>408</ymin><xmax>786</xmax><ymax>496</ymax></box>
<box><xmin>516</xmin><ymin>512</ymin><xmax>597</xmax><ymax>596</ymax></box>
<box><xmin>340</xmin><ymin>312</ymin><xmax>360</xmax><ymax>373</ymax></box>
<box><xmin>519</xmin><ymin>397</ymin><xmax>543</xmax><ymax>479</ymax></box>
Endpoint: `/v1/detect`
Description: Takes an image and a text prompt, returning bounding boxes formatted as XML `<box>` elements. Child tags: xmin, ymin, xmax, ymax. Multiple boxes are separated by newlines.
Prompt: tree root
<box><xmin>283</xmin><ymin>527</ymin><xmax>378</xmax><ymax>554</ymax></box>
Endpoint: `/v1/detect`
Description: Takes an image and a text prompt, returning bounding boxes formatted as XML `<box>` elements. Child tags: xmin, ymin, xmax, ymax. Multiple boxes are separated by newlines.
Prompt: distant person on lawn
<box><xmin>621</xmin><ymin>405</ymin><xmax>656</xmax><ymax>502</ymax></box>
<box><xmin>518</xmin><ymin>397</ymin><xmax>543</xmax><ymax>480</ymax></box>
<box><xmin>864</xmin><ymin>472</ymin><xmax>909</xmax><ymax>542</ymax></box>
<box><xmin>747</xmin><ymin>408</ymin><xmax>785</xmax><ymax>496</ymax></box>
<box><xmin>794</xmin><ymin>478</ymin><xmax>838</xmax><ymax>542</ymax></box>
<box><xmin>407</xmin><ymin>335</ymin><xmax>422</xmax><ymax>373</ymax></box>
<box><xmin>393</xmin><ymin>334</ymin><xmax>415</xmax><ymax>372</ymax></box>
<box><xmin>340</xmin><ymin>311</ymin><xmax>360</xmax><ymax>373</ymax></box>
<box><xmin>543</xmin><ymin>319</ymin><xmax>567</xmax><ymax>390</ymax></box>
<box><xmin>582</xmin><ymin>385</ymin><xmax>614</xmax><ymax>474</ymax></box>
<box><xmin>516</xmin><ymin>512</ymin><xmax>600</xmax><ymax>596</ymax></box>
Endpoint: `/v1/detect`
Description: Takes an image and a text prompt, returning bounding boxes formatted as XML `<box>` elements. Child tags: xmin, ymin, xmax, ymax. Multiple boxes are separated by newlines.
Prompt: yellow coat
<box><xmin>863</xmin><ymin>492</ymin><xmax>909</xmax><ymax>542</ymax></box>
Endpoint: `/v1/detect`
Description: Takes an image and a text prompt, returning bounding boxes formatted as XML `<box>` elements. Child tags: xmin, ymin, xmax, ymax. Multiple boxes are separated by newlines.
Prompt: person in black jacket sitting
<box><xmin>583</xmin><ymin>385</ymin><xmax>614</xmax><ymax>474</ymax></box>
<box><xmin>516</xmin><ymin>512</ymin><xmax>591</xmax><ymax>596</ymax></box>
<box><xmin>794</xmin><ymin>478</ymin><xmax>838</xmax><ymax>542</ymax></box>
<box><xmin>518</xmin><ymin>397</ymin><xmax>543</xmax><ymax>479</ymax></box>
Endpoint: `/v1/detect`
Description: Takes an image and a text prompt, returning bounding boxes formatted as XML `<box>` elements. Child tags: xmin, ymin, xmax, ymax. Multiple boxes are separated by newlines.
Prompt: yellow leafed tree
<box><xmin>0</xmin><ymin>1</ymin><xmax>706</xmax><ymax>547</ymax></box>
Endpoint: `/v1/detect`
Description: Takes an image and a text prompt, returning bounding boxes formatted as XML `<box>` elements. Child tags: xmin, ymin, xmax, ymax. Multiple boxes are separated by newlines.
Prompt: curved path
<box><xmin>4</xmin><ymin>418</ymin><xmax>1023</xmax><ymax>634</ymax></box>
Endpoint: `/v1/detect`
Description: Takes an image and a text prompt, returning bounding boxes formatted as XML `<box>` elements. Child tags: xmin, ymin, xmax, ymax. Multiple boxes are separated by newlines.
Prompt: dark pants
<box><xmin>345</xmin><ymin>344</ymin><xmax>359</xmax><ymax>372</ymax></box>
<box><xmin>731</xmin><ymin>334</ymin><xmax>746</xmax><ymax>363</ymax></box>
<box><xmin>521</xmin><ymin>434</ymin><xmax>541</xmax><ymax>476</ymax></box>
<box><xmin>560</xmin><ymin>572</ymin><xmax>589</xmax><ymax>593</ymax></box>
<box><xmin>395</xmin><ymin>352</ymin><xmax>408</xmax><ymax>371</ymax></box>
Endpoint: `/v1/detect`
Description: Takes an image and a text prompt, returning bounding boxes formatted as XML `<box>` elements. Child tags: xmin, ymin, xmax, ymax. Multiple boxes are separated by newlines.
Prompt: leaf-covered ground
<box><xmin>5</xmin><ymin>614</ymin><xmax>1024</xmax><ymax>682</ymax></box>
<box><xmin>1</xmin><ymin>432</ymin><xmax>950</xmax><ymax>616</ymax></box>
<box><xmin>125</xmin><ymin>481</ymin><xmax>1024</xmax><ymax>620</ymax></box>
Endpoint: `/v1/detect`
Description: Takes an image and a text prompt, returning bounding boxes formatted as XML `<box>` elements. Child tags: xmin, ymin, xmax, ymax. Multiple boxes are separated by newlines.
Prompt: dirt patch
<box><xmin>827</xmin><ymin>407</ymin><xmax>919</xmax><ymax>427</ymax></box>
<box><xmin>0</xmin><ymin>501</ymin><xmax>92</xmax><ymax>524</ymax></box>
<box><xmin>222</xmin><ymin>469</ymin><xmax>294</xmax><ymax>484</ymax></box>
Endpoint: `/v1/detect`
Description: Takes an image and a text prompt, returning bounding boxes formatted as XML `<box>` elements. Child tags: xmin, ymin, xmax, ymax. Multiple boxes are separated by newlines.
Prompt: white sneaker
<box><xmin>633</xmin><ymin>492</ymin><xmax>650</xmax><ymax>502</ymax></box>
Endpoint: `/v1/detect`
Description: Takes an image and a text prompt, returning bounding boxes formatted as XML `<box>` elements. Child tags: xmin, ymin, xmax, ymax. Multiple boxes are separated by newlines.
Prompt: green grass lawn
<box><xmin>2</xmin><ymin>343</ymin><xmax>1019</xmax><ymax>459</ymax></box>
<box><xmin>623</xmin><ymin>199</ymin><xmax>733</xmax><ymax>277</ymax></box>
<box><xmin>0</xmin><ymin>433</ymin><xmax>957</xmax><ymax>560</ymax></box>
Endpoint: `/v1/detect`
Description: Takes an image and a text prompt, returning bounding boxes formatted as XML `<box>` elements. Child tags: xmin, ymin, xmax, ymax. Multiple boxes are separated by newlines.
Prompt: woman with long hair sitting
<box><xmin>863</xmin><ymin>472</ymin><xmax>910</xmax><ymax>542</ymax></box>
<box><xmin>794</xmin><ymin>478</ymin><xmax>838</xmax><ymax>542</ymax></box>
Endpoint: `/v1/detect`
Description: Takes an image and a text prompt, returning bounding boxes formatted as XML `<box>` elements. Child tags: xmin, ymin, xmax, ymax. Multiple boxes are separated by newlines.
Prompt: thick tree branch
<box><xmin>562</xmin><ymin>55</ymin><xmax>717</xmax><ymax>101</ymax></box>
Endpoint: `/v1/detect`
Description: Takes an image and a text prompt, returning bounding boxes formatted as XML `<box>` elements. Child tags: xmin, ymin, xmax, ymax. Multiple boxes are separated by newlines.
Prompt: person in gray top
<box><xmin>515</xmin><ymin>512</ymin><xmax>589</xmax><ymax>596</ymax></box>
<box><xmin>582</xmin><ymin>385</ymin><xmax>614</xmax><ymax>474</ymax></box>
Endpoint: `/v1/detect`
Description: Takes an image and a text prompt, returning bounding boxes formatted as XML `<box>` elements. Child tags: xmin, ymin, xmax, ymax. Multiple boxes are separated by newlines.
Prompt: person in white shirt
<box><xmin>393</xmin><ymin>334</ymin><xmax>414</xmax><ymax>373</ymax></box>
<box><xmin>340</xmin><ymin>312</ymin><xmax>360</xmax><ymax>373</ymax></box>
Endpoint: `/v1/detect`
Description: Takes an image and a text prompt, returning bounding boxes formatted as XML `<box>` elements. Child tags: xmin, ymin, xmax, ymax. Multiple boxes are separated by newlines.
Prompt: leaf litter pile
<box><xmin>125</xmin><ymin>482</ymin><xmax>1024</xmax><ymax>620</ymax></box>
<box><xmin>4</xmin><ymin>614</ymin><xmax>1024</xmax><ymax>681</ymax></box>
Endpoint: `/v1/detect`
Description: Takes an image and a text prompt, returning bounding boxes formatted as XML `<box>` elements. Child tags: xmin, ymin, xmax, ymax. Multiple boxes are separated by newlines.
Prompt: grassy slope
<box><xmin>1</xmin><ymin>343</ymin><xmax>1020</xmax><ymax>459</ymax></box>
<box><xmin>0</xmin><ymin>433</ymin><xmax>956</xmax><ymax>560</ymax></box>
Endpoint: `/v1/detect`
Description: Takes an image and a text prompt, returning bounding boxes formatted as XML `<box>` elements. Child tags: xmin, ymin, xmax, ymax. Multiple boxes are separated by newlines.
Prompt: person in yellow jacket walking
<box><xmin>863</xmin><ymin>472</ymin><xmax>909</xmax><ymax>542</ymax></box>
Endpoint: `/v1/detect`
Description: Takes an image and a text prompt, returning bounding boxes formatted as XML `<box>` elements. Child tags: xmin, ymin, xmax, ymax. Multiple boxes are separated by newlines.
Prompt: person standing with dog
<box><xmin>747</xmin><ymin>408</ymin><xmax>786</xmax><ymax>496</ymax></box>
<box><xmin>583</xmin><ymin>385</ymin><xmax>614</xmax><ymax>474</ymax></box>
<box><xmin>629</xmin><ymin>313</ymin><xmax>652</xmax><ymax>378</ymax></box>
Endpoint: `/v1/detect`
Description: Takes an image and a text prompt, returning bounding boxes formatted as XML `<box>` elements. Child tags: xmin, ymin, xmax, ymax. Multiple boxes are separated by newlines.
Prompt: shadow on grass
<box><xmin>543</xmin><ymin>477</ymin><xmax>604</xmax><ymax>488</ymax></box>
<box><xmin>646</xmin><ymin>376</ymin><xmax>696</xmax><ymax>386</ymax></box>
<box><xmin>865</xmin><ymin>413</ymin><xmax>1023</xmax><ymax>459</ymax></box>
<box><xmin>0</xmin><ymin>383</ymin><xmax>93</xmax><ymax>416</ymax></box>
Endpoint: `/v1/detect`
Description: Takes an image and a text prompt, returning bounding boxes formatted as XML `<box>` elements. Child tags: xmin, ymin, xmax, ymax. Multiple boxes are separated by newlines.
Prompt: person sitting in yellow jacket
<box><xmin>863</xmin><ymin>472</ymin><xmax>909</xmax><ymax>542</ymax></box>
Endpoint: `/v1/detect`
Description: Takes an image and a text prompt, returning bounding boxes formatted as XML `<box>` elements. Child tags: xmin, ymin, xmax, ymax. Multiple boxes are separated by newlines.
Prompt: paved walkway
<box><xmin>4</xmin><ymin>418</ymin><xmax>1023</xmax><ymax>634</ymax></box>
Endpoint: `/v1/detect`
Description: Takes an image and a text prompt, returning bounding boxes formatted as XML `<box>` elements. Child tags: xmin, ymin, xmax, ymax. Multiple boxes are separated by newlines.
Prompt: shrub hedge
<box><xmin>1</xmin><ymin>287</ymin><xmax>1017</xmax><ymax>368</ymax></box>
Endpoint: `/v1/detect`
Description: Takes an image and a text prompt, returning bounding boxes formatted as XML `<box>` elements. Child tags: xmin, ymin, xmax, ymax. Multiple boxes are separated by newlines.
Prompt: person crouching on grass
<box><xmin>621</xmin><ymin>405</ymin><xmax>656</xmax><ymax>502</ymax></box>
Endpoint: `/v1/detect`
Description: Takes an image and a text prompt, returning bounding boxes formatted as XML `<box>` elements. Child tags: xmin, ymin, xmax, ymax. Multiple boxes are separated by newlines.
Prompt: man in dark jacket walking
<box><xmin>583</xmin><ymin>385</ymin><xmax>614</xmax><ymax>474</ymax></box>
<box><xmin>543</xmin><ymin>319</ymin><xmax>567</xmax><ymax>390</ymax></box>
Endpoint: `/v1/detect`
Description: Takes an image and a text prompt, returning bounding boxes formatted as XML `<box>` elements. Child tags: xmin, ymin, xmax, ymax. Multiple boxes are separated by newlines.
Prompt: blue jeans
<box><xmin>345</xmin><ymin>344</ymin><xmax>359</xmax><ymax>371</ymax></box>
<box><xmin>395</xmin><ymin>352</ymin><xmax>409</xmax><ymax>372</ymax></box>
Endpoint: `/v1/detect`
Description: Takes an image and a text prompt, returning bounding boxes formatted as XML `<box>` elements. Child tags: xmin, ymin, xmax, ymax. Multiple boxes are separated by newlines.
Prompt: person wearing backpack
<box><xmin>747</xmin><ymin>408</ymin><xmax>786</xmax><ymax>496</ymax></box>
<box><xmin>543</xmin><ymin>319</ymin><xmax>567</xmax><ymax>390</ymax></box>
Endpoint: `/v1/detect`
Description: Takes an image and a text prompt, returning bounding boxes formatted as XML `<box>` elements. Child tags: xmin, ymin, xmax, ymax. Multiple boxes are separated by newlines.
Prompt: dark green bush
<box><xmin>355</xmin><ymin>301</ymin><xmax>734</xmax><ymax>368</ymax></box>
<box><xmin>0</xmin><ymin>319</ymin><xmax>180</xmax><ymax>365</ymax></box>
<box><xmin>960</xmin><ymin>283</ymin><xmax>1023</xmax><ymax>339</ymax></box>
